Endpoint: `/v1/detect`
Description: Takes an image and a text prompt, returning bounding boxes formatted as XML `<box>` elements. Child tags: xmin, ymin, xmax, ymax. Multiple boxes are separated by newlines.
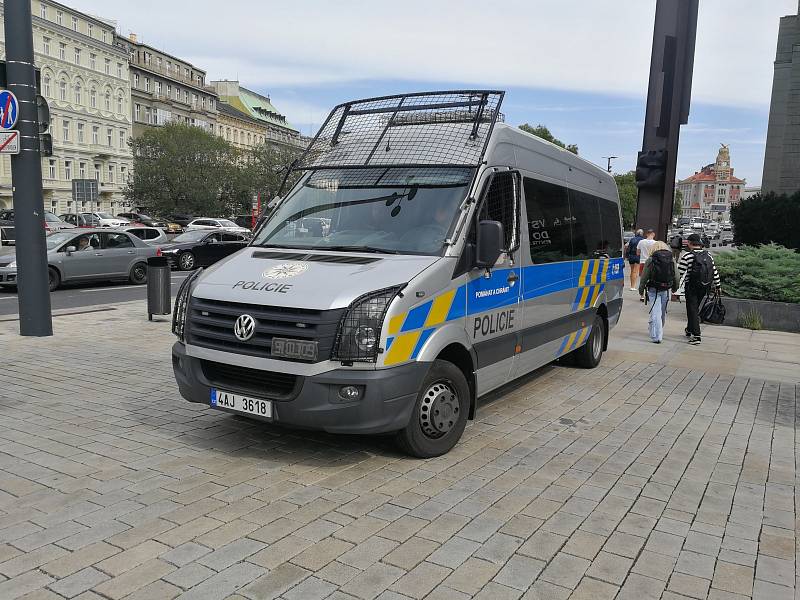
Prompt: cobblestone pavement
<box><xmin>0</xmin><ymin>293</ymin><xmax>797</xmax><ymax>600</ymax></box>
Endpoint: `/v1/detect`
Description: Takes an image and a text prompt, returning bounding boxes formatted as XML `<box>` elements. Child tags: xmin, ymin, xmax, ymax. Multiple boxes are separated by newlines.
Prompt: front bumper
<box><xmin>172</xmin><ymin>342</ymin><xmax>430</xmax><ymax>435</ymax></box>
<box><xmin>0</xmin><ymin>267</ymin><xmax>17</xmax><ymax>285</ymax></box>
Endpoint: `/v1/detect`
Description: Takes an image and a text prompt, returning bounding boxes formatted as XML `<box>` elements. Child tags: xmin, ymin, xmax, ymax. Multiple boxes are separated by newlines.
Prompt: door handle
<box><xmin>127</xmin><ymin>250</ymin><xmax>135</xmax><ymax>254</ymax></box>
<box><xmin>507</xmin><ymin>271</ymin><xmax>519</xmax><ymax>285</ymax></box>
<box><xmin>94</xmin><ymin>252</ymin><xmax>102</xmax><ymax>256</ymax></box>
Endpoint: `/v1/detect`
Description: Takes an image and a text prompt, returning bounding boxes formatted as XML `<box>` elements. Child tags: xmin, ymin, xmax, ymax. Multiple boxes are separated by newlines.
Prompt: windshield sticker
<box><xmin>263</xmin><ymin>263</ymin><xmax>309</xmax><ymax>279</ymax></box>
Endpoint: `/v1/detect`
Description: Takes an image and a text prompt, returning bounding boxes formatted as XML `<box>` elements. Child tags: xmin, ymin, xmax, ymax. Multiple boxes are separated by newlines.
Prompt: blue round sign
<box><xmin>0</xmin><ymin>90</ymin><xmax>19</xmax><ymax>130</ymax></box>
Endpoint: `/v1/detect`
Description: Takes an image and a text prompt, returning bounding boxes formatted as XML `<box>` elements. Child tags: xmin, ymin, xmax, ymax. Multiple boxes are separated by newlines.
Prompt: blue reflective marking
<box><xmin>411</xmin><ymin>327</ymin><xmax>436</xmax><ymax>359</ymax></box>
<box><xmin>210</xmin><ymin>388</ymin><xmax>218</xmax><ymax>406</ymax></box>
<box><xmin>386</xmin><ymin>337</ymin><xmax>394</xmax><ymax>350</ymax></box>
<box><xmin>556</xmin><ymin>336</ymin><xmax>570</xmax><ymax>356</ymax></box>
<box><xmin>445</xmin><ymin>285</ymin><xmax>467</xmax><ymax>321</ymax></box>
<box><xmin>402</xmin><ymin>300</ymin><xmax>433</xmax><ymax>331</ymax></box>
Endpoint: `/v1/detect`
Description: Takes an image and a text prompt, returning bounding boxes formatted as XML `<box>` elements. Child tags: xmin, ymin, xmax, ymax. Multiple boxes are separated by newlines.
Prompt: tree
<box><xmin>614</xmin><ymin>171</ymin><xmax>637</xmax><ymax>229</ymax></box>
<box><xmin>673</xmin><ymin>189</ymin><xmax>683</xmax><ymax>219</ymax></box>
<box><xmin>731</xmin><ymin>191</ymin><xmax>800</xmax><ymax>249</ymax></box>
<box><xmin>518</xmin><ymin>123</ymin><xmax>578</xmax><ymax>155</ymax></box>
<box><xmin>126</xmin><ymin>123</ymin><xmax>237</xmax><ymax>217</ymax></box>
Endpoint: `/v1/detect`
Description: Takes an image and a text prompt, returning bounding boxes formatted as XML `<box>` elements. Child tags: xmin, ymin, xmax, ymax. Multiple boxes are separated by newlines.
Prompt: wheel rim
<box><xmin>48</xmin><ymin>271</ymin><xmax>55</xmax><ymax>287</ymax></box>
<box><xmin>180</xmin><ymin>254</ymin><xmax>194</xmax><ymax>269</ymax></box>
<box><xmin>419</xmin><ymin>380</ymin><xmax>460</xmax><ymax>439</ymax></box>
<box><xmin>592</xmin><ymin>322</ymin><xmax>603</xmax><ymax>359</ymax></box>
<box><xmin>133</xmin><ymin>265</ymin><xmax>146</xmax><ymax>281</ymax></box>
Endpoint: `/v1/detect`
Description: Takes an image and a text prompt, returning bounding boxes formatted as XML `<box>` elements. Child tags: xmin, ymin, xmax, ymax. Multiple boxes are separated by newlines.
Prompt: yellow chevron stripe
<box><xmin>589</xmin><ymin>259</ymin><xmax>601</xmax><ymax>285</ymax></box>
<box><xmin>588</xmin><ymin>285</ymin><xmax>603</xmax><ymax>308</ymax></box>
<box><xmin>600</xmin><ymin>258</ymin><xmax>609</xmax><ymax>283</ymax></box>
<box><xmin>577</xmin><ymin>285</ymin><xmax>592</xmax><ymax>310</ymax></box>
<box><xmin>384</xmin><ymin>330</ymin><xmax>422</xmax><ymax>365</ymax></box>
<box><xmin>575</xmin><ymin>326</ymin><xmax>591</xmax><ymax>348</ymax></box>
<box><xmin>387</xmin><ymin>314</ymin><xmax>405</xmax><ymax>336</ymax></box>
<box><xmin>424</xmin><ymin>289</ymin><xmax>456</xmax><ymax>328</ymax></box>
<box><xmin>563</xmin><ymin>330</ymin><xmax>580</xmax><ymax>353</ymax></box>
<box><xmin>579</xmin><ymin>260</ymin><xmax>591</xmax><ymax>287</ymax></box>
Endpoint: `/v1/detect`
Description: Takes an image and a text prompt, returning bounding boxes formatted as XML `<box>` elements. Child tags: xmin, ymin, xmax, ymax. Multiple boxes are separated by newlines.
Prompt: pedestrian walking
<box><xmin>638</xmin><ymin>241</ymin><xmax>679</xmax><ymax>343</ymax></box>
<box><xmin>636</xmin><ymin>229</ymin><xmax>657</xmax><ymax>301</ymax></box>
<box><xmin>678</xmin><ymin>233</ymin><xmax>721</xmax><ymax>345</ymax></box>
<box><xmin>626</xmin><ymin>229</ymin><xmax>644</xmax><ymax>291</ymax></box>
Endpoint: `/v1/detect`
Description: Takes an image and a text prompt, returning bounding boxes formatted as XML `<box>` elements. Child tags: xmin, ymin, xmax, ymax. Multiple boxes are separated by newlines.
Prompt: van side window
<box><xmin>569</xmin><ymin>190</ymin><xmax>603</xmax><ymax>259</ymax></box>
<box><xmin>475</xmin><ymin>171</ymin><xmax>519</xmax><ymax>252</ymax></box>
<box><xmin>599</xmin><ymin>199</ymin><xmax>623</xmax><ymax>258</ymax></box>
<box><xmin>523</xmin><ymin>177</ymin><xmax>572</xmax><ymax>263</ymax></box>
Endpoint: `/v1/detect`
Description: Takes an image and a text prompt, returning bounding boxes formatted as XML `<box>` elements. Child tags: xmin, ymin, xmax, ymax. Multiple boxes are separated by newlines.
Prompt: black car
<box><xmin>117</xmin><ymin>212</ymin><xmax>166</xmax><ymax>227</ymax></box>
<box><xmin>166</xmin><ymin>213</ymin><xmax>195</xmax><ymax>228</ymax></box>
<box><xmin>158</xmin><ymin>230</ymin><xmax>249</xmax><ymax>270</ymax></box>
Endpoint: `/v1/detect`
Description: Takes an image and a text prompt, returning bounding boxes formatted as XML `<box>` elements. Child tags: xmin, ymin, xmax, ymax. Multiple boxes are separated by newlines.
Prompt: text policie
<box><xmin>473</xmin><ymin>308</ymin><xmax>516</xmax><ymax>338</ymax></box>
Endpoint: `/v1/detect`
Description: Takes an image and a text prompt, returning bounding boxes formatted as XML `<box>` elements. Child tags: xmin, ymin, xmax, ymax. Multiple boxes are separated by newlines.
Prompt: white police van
<box><xmin>172</xmin><ymin>91</ymin><xmax>624</xmax><ymax>457</ymax></box>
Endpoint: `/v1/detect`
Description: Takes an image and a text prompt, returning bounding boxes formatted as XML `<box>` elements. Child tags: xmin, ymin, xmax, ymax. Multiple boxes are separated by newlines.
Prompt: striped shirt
<box><xmin>678</xmin><ymin>249</ymin><xmax>721</xmax><ymax>289</ymax></box>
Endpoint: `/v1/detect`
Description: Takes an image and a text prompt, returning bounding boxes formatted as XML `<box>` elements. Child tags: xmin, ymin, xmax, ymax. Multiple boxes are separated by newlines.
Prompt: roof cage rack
<box><xmin>293</xmin><ymin>90</ymin><xmax>505</xmax><ymax>172</ymax></box>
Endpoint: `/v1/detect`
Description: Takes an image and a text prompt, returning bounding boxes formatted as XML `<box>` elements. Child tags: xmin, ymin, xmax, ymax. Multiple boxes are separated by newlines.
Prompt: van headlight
<box><xmin>172</xmin><ymin>268</ymin><xmax>203</xmax><ymax>342</ymax></box>
<box><xmin>332</xmin><ymin>285</ymin><xmax>404</xmax><ymax>363</ymax></box>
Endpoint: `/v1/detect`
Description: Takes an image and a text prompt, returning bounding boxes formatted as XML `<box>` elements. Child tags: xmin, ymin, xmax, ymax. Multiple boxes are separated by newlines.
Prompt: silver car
<box><xmin>121</xmin><ymin>225</ymin><xmax>169</xmax><ymax>245</ymax></box>
<box><xmin>0</xmin><ymin>229</ymin><xmax>157</xmax><ymax>291</ymax></box>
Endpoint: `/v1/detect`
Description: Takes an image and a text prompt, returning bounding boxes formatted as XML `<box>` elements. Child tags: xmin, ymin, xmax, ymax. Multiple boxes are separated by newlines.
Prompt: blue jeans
<box><xmin>647</xmin><ymin>288</ymin><xmax>670</xmax><ymax>342</ymax></box>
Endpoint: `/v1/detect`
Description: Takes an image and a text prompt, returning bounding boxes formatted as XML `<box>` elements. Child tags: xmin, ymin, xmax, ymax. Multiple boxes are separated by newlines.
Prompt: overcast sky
<box><xmin>69</xmin><ymin>0</ymin><xmax>798</xmax><ymax>185</ymax></box>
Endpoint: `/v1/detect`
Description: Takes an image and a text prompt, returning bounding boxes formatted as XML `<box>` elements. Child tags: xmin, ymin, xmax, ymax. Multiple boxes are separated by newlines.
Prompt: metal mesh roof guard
<box><xmin>295</xmin><ymin>90</ymin><xmax>505</xmax><ymax>172</ymax></box>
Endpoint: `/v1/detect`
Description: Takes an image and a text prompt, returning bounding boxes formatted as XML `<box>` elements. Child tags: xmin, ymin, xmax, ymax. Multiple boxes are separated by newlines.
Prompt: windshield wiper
<box><xmin>322</xmin><ymin>245</ymin><xmax>401</xmax><ymax>255</ymax></box>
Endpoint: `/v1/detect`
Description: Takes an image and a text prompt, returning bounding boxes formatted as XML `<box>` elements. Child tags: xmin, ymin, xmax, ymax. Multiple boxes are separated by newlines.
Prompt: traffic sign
<box><xmin>0</xmin><ymin>90</ymin><xmax>19</xmax><ymax>129</ymax></box>
<box><xmin>0</xmin><ymin>130</ymin><xmax>19</xmax><ymax>154</ymax></box>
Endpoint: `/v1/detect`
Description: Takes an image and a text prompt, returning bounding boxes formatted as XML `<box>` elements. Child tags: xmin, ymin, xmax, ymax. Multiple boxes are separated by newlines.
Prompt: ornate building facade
<box><xmin>0</xmin><ymin>0</ymin><xmax>133</xmax><ymax>213</ymax></box>
<box><xmin>675</xmin><ymin>145</ymin><xmax>745</xmax><ymax>220</ymax></box>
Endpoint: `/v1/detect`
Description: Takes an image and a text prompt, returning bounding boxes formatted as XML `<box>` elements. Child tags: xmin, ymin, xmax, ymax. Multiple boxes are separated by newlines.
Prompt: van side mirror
<box><xmin>475</xmin><ymin>220</ymin><xmax>504</xmax><ymax>269</ymax></box>
<box><xmin>65</xmin><ymin>246</ymin><xmax>76</xmax><ymax>255</ymax></box>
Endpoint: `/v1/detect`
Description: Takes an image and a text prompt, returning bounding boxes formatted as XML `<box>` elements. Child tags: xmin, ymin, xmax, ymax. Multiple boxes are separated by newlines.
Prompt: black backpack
<box><xmin>689</xmin><ymin>250</ymin><xmax>713</xmax><ymax>291</ymax></box>
<box><xmin>650</xmin><ymin>250</ymin><xmax>674</xmax><ymax>291</ymax></box>
<box><xmin>669</xmin><ymin>234</ymin><xmax>683</xmax><ymax>250</ymax></box>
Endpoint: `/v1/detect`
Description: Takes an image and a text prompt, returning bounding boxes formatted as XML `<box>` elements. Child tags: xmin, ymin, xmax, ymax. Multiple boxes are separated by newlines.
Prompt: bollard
<box><xmin>146</xmin><ymin>256</ymin><xmax>171</xmax><ymax>321</ymax></box>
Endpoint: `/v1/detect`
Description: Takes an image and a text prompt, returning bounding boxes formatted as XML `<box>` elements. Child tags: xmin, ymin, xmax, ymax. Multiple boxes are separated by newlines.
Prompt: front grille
<box><xmin>201</xmin><ymin>360</ymin><xmax>299</xmax><ymax>399</ymax></box>
<box><xmin>187</xmin><ymin>297</ymin><xmax>345</xmax><ymax>362</ymax></box>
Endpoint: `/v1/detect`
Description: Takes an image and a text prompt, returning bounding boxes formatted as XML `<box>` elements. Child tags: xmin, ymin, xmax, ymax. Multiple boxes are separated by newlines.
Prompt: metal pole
<box><xmin>4</xmin><ymin>0</ymin><xmax>52</xmax><ymax>336</ymax></box>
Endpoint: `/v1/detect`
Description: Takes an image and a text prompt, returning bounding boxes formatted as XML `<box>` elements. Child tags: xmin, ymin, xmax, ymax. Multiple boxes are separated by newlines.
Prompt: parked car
<box><xmin>59</xmin><ymin>212</ymin><xmax>129</xmax><ymax>228</ymax></box>
<box><xmin>159</xmin><ymin>220</ymin><xmax>183</xmax><ymax>234</ymax></box>
<box><xmin>121</xmin><ymin>225</ymin><xmax>169</xmax><ymax>245</ymax></box>
<box><xmin>0</xmin><ymin>229</ymin><xmax>157</xmax><ymax>291</ymax></box>
<box><xmin>0</xmin><ymin>210</ymin><xmax>74</xmax><ymax>233</ymax></box>
<box><xmin>86</xmin><ymin>212</ymin><xmax>130</xmax><ymax>227</ymax></box>
<box><xmin>116</xmin><ymin>212</ymin><xmax>167</xmax><ymax>228</ymax></box>
<box><xmin>165</xmin><ymin>214</ymin><xmax>195</xmax><ymax>228</ymax></box>
<box><xmin>60</xmin><ymin>213</ymin><xmax>96</xmax><ymax>227</ymax></box>
<box><xmin>158</xmin><ymin>230</ymin><xmax>250</xmax><ymax>271</ymax></box>
<box><xmin>185</xmin><ymin>218</ymin><xmax>251</xmax><ymax>235</ymax></box>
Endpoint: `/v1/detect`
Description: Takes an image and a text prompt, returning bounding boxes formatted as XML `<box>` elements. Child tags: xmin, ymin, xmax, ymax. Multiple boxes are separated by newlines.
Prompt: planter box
<box><xmin>721</xmin><ymin>297</ymin><xmax>800</xmax><ymax>333</ymax></box>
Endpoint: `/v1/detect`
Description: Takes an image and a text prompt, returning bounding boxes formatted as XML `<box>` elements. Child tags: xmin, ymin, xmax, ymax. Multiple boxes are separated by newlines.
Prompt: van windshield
<box><xmin>253</xmin><ymin>167</ymin><xmax>473</xmax><ymax>255</ymax></box>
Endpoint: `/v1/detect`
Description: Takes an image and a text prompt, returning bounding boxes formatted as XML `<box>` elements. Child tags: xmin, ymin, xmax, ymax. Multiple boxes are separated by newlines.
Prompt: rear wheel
<box><xmin>129</xmin><ymin>262</ymin><xmax>147</xmax><ymax>284</ymax></box>
<box><xmin>178</xmin><ymin>251</ymin><xmax>195</xmax><ymax>271</ymax></box>
<box><xmin>48</xmin><ymin>267</ymin><xmax>60</xmax><ymax>292</ymax></box>
<box><xmin>571</xmin><ymin>314</ymin><xmax>605</xmax><ymax>368</ymax></box>
<box><xmin>396</xmin><ymin>360</ymin><xmax>470</xmax><ymax>458</ymax></box>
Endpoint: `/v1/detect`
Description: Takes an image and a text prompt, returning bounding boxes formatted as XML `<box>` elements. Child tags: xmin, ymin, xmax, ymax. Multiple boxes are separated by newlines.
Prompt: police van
<box><xmin>171</xmin><ymin>91</ymin><xmax>624</xmax><ymax>457</ymax></box>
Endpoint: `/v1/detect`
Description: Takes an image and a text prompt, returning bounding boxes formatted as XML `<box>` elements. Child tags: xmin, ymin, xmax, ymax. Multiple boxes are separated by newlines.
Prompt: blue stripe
<box><xmin>386</xmin><ymin>337</ymin><xmax>394</xmax><ymax>350</ymax></box>
<box><xmin>402</xmin><ymin>300</ymin><xmax>433</xmax><ymax>331</ymax></box>
<box><xmin>556</xmin><ymin>336</ymin><xmax>570</xmax><ymax>356</ymax></box>
<box><xmin>446</xmin><ymin>285</ymin><xmax>467</xmax><ymax>321</ymax></box>
<box><xmin>410</xmin><ymin>327</ymin><xmax>436</xmax><ymax>359</ymax></box>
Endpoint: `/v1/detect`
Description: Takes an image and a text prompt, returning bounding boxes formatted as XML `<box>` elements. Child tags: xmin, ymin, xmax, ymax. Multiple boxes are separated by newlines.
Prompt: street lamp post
<box><xmin>602</xmin><ymin>156</ymin><xmax>618</xmax><ymax>173</ymax></box>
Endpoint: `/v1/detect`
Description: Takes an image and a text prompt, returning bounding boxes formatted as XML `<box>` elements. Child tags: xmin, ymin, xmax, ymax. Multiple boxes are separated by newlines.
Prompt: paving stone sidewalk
<box><xmin>0</xmin><ymin>288</ymin><xmax>797</xmax><ymax>600</ymax></box>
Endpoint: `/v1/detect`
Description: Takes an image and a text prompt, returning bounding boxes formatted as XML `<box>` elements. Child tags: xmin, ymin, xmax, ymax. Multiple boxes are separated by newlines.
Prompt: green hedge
<box><xmin>731</xmin><ymin>192</ymin><xmax>800</xmax><ymax>249</ymax></box>
<box><xmin>714</xmin><ymin>244</ymin><xmax>800</xmax><ymax>303</ymax></box>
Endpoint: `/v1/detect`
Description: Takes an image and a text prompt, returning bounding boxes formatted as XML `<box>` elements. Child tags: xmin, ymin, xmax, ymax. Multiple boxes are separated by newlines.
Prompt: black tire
<box><xmin>129</xmin><ymin>262</ymin><xmax>147</xmax><ymax>284</ymax></box>
<box><xmin>48</xmin><ymin>267</ymin><xmax>60</xmax><ymax>292</ymax></box>
<box><xmin>178</xmin><ymin>251</ymin><xmax>195</xmax><ymax>271</ymax></box>
<box><xmin>571</xmin><ymin>314</ymin><xmax>605</xmax><ymax>369</ymax></box>
<box><xmin>395</xmin><ymin>359</ymin><xmax>470</xmax><ymax>458</ymax></box>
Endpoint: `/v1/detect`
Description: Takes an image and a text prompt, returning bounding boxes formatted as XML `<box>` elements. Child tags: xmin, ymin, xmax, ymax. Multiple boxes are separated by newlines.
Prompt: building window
<box><xmin>42</xmin><ymin>37</ymin><xmax>50</xmax><ymax>55</ymax></box>
<box><xmin>106</xmin><ymin>128</ymin><xmax>112</xmax><ymax>146</ymax></box>
<box><xmin>74</xmin><ymin>83</ymin><xmax>82</xmax><ymax>104</ymax></box>
<box><xmin>117</xmin><ymin>96</ymin><xmax>123</xmax><ymax>114</ymax></box>
<box><xmin>135</xmin><ymin>104</ymin><xmax>141</xmax><ymax>121</ymax></box>
<box><xmin>71</xmin><ymin>16</ymin><xmax>78</xmax><ymax>31</ymax></box>
<box><xmin>65</xmin><ymin>160</ymin><xmax>72</xmax><ymax>180</ymax></box>
<box><xmin>102</xmin><ymin>30</ymin><xmax>107</xmax><ymax>43</ymax></box>
<box><xmin>119</xmin><ymin>130</ymin><xmax>126</xmax><ymax>148</ymax></box>
<box><xmin>104</xmin><ymin>92</ymin><xmax>110</xmax><ymax>111</ymax></box>
<box><xmin>108</xmin><ymin>165</ymin><xmax>114</xmax><ymax>183</ymax></box>
<box><xmin>58</xmin><ymin>43</ymin><xmax>65</xmax><ymax>60</ymax></box>
<box><xmin>94</xmin><ymin>163</ymin><xmax>100</xmax><ymax>180</ymax></box>
<box><xmin>156</xmin><ymin>56</ymin><xmax>162</xmax><ymax>69</ymax></box>
<box><xmin>89</xmin><ymin>53</ymin><xmax>96</xmax><ymax>70</ymax></box>
<box><xmin>56</xmin><ymin>11</ymin><xmax>63</xmax><ymax>25</ymax></box>
<box><xmin>155</xmin><ymin>81</ymin><xmax>162</xmax><ymax>95</ymax></box>
<box><xmin>40</xmin><ymin>3</ymin><xmax>46</xmax><ymax>19</ymax></box>
<box><xmin>59</xmin><ymin>80</ymin><xmax>67</xmax><ymax>101</ymax></box>
<box><xmin>144</xmin><ymin>77</ymin><xmax>150</xmax><ymax>92</ymax></box>
<box><xmin>192</xmin><ymin>93</ymin><xmax>197</xmax><ymax>107</ymax></box>
<box><xmin>90</xmin><ymin>88</ymin><xmax>97</xmax><ymax>108</ymax></box>
<box><xmin>133</xmin><ymin>73</ymin><xmax>139</xmax><ymax>88</ymax></box>
<box><xmin>92</xmin><ymin>126</ymin><xmax>99</xmax><ymax>145</ymax></box>
<box><xmin>104</xmin><ymin>58</ymin><xmax>110</xmax><ymax>75</ymax></box>
<box><xmin>201</xmin><ymin>97</ymin><xmax>206</xmax><ymax>110</ymax></box>
<box><xmin>145</xmin><ymin>107</ymin><xmax>152</xmax><ymax>123</ymax></box>
<box><xmin>166</xmin><ymin>84</ymin><xmax>171</xmax><ymax>97</ymax></box>
<box><xmin>184</xmin><ymin>67</ymin><xmax>189</xmax><ymax>79</ymax></box>
<box><xmin>77</xmin><ymin>122</ymin><xmax>84</xmax><ymax>143</ymax></box>
<box><xmin>62</xmin><ymin>119</ymin><xmax>70</xmax><ymax>141</ymax></box>
<box><xmin>74</xmin><ymin>48</ymin><xmax>80</xmax><ymax>64</ymax></box>
<box><xmin>43</xmin><ymin>76</ymin><xmax>51</xmax><ymax>97</ymax></box>
<box><xmin>117</xmin><ymin>63</ymin><xmax>123</xmax><ymax>79</ymax></box>
<box><xmin>174</xmin><ymin>87</ymin><xmax>180</xmax><ymax>101</ymax></box>
<box><xmin>87</xmin><ymin>23</ymin><xmax>93</xmax><ymax>38</ymax></box>
<box><xmin>184</xmin><ymin>91</ymin><xmax>189</xmax><ymax>103</ymax></box>
<box><xmin>48</xmin><ymin>160</ymin><xmax>56</xmax><ymax>179</ymax></box>
<box><xmin>120</xmin><ymin>166</ymin><xmax>126</xmax><ymax>182</ymax></box>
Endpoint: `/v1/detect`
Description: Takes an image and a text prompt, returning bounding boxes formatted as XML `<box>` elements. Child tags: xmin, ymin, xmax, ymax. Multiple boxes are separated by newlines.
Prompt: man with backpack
<box><xmin>626</xmin><ymin>229</ymin><xmax>644</xmax><ymax>291</ymax></box>
<box><xmin>638</xmin><ymin>241</ymin><xmax>679</xmax><ymax>343</ymax></box>
<box><xmin>678</xmin><ymin>233</ymin><xmax>722</xmax><ymax>345</ymax></box>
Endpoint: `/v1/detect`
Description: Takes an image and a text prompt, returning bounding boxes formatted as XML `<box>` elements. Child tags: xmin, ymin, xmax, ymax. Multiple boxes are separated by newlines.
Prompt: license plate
<box><xmin>271</xmin><ymin>338</ymin><xmax>318</xmax><ymax>361</ymax></box>
<box><xmin>210</xmin><ymin>389</ymin><xmax>272</xmax><ymax>418</ymax></box>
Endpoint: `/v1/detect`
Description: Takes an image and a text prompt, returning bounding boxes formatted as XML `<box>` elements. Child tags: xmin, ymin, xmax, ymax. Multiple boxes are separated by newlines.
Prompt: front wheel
<box><xmin>571</xmin><ymin>314</ymin><xmax>605</xmax><ymax>368</ymax></box>
<box><xmin>48</xmin><ymin>267</ymin><xmax>60</xmax><ymax>292</ymax></box>
<box><xmin>395</xmin><ymin>360</ymin><xmax>470</xmax><ymax>458</ymax></box>
<box><xmin>178</xmin><ymin>251</ymin><xmax>195</xmax><ymax>271</ymax></box>
<box><xmin>129</xmin><ymin>262</ymin><xmax>147</xmax><ymax>284</ymax></box>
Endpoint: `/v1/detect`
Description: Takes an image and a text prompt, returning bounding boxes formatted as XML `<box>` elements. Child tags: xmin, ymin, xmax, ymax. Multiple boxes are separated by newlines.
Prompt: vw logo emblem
<box><xmin>234</xmin><ymin>314</ymin><xmax>256</xmax><ymax>342</ymax></box>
